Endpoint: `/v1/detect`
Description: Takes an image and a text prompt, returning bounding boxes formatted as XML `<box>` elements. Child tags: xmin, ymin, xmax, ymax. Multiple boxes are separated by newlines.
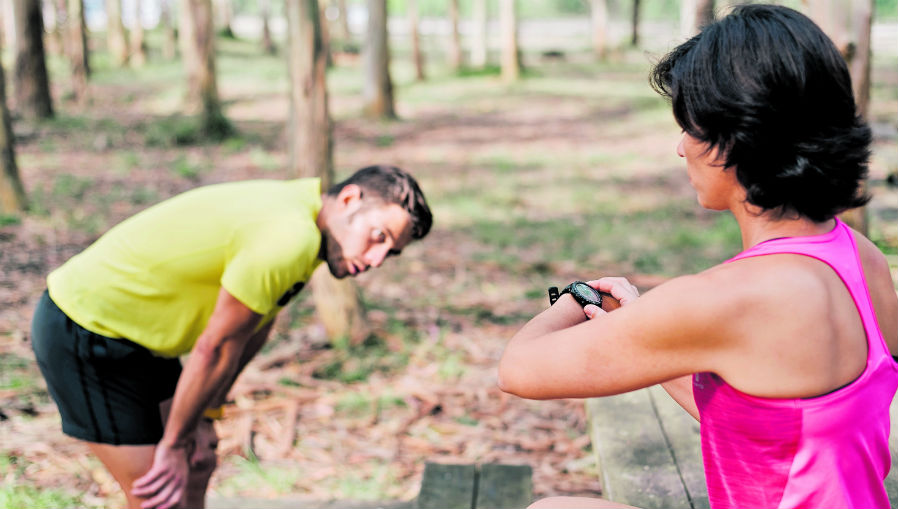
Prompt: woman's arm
<box><xmin>499</xmin><ymin>274</ymin><xmax>729</xmax><ymax>401</ymax></box>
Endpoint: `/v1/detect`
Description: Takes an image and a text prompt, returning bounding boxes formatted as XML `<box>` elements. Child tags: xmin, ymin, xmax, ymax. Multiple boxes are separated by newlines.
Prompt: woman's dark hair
<box><xmin>649</xmin><ymin>4</ymin><xmax>871</xmax><ymax>222</ymax></box>
<box><xmin>328</xmin><ymin>165</ymin><xmax>433</xmax><ymax>239</ymax></box>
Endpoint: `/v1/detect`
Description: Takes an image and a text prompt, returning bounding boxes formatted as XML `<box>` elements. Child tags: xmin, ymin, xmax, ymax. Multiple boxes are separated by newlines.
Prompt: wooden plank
<box><xmin>475</xmin><ymin>463</ymin><xmax>533</xmax><ymax>509</ymax></box>
<box><xmin>416</xmin><ymin>463</ymin><xmax>476</xmax><ymax>509</ymax></box>
<box><xmin>586</xmin><ymin>388</ymin><xmax>692</xmax><ymax>509</ymax></box>
<box><xmin>646</xmin><ymin>385</ymin><xmax>708</xmax><ymax>509</ymax></box>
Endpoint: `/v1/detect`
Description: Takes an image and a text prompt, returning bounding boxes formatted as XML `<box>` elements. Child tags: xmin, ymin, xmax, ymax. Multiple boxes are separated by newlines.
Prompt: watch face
<box><xmin>571</xmin><ymin>282</ymin><xmax>602</xmax><ymax>305</ymax></box>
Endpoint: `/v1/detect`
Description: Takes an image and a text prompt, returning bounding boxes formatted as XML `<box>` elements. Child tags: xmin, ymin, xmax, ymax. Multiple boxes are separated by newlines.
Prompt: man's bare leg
<box><xmin>87</xmin><ymin>442</ymin><xmax>157</xmax><ymax>509</ymax></box>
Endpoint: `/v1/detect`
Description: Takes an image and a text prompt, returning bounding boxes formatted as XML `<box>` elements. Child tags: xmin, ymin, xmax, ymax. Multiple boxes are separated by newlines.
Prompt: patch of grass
<box><xmin>171</xmin><ymin>156</ymin><xmax>208</xmax><ymax>181</ymax></box>
<box><xmin>51</xmin><ymin>174</ymin><xmax>93</xmax><ymax>201</ymax></box>
<box><xmin>325</xmin><ymin>461</ymin><xmax>400</xmax><ymax>501</ymax></box>
<box><xmin>0</xmin><ymin>214</ymin><xmax>20</xmax><ymax>227</ymax></box>
<box><xmin>216</xmin><ymin>454</ymin><xmax>303</xmax><ymax>498</ymax></box>
<box><xmin>249</xmin><ymin>148</ymin><xmax>282</xmax><ymax>172</ymax></box>
<box><xmin>0</xmin><ymin>455</ymin><xmax>93</xmax><ymax>509</ymax></box>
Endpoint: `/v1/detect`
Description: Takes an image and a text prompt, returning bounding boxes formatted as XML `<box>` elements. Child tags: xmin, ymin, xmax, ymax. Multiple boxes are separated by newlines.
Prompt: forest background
<box><xmin>0</xmin><ymin>0</ymin><xmax>896</xmax><ymax>507</ymax></box>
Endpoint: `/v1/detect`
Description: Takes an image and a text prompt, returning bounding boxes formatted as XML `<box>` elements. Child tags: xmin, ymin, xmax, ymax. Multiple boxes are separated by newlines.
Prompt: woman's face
<box><xmin>677</xmin><ymin>132</ymin><xmax>741</xmax><ymax>211</ymax></box>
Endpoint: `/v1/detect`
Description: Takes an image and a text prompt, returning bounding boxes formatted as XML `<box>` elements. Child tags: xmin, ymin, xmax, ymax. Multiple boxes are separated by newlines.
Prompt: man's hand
<box><xmin>131</xmin><ymin>441</ymin><xmax>190</xmax><ymax>509</ymax></box>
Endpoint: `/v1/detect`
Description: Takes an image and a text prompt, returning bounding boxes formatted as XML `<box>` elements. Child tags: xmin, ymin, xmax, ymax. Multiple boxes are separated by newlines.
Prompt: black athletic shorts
<box><xmin>31</xmin><ymin>290</ymin><xmax>182</xmax><ymax>445</ymax></box>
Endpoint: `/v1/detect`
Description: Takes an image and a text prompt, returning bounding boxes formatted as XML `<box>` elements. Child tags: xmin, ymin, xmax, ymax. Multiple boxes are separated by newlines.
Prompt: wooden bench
<box><xmin>415</xmin><ymin>462</ymin><xmax>533</xmax><ymax>509</ymax></box>
<box><xmin>586</xmin><ymin>387</ymin><xmax>898</xmax><ymax>508</ymax></box>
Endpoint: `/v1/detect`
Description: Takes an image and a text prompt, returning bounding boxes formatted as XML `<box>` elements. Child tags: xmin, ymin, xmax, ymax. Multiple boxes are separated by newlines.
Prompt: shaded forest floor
<box><xmin>1</xmin><ymin>33</ymin><xmax>896</xmax><ymax>508</ymax></box>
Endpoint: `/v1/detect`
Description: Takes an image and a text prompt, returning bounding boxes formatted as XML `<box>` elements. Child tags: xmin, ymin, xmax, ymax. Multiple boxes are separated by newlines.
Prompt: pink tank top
<box><xmin>693</xmin><ymin>218</ymin><xmax>898</xmax><ymax>509</ymax></box>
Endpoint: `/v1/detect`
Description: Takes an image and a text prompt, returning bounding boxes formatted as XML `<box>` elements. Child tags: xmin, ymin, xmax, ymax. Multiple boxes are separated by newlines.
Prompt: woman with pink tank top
<box><xmin>499</xmin><ymin>4</ymin><xmax>898</xmax><ymax>508</ymax></box>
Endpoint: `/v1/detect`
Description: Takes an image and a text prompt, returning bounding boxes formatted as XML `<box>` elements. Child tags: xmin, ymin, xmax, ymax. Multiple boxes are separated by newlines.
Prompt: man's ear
<box><xmin>337</xmin><ymin>184</ymin><xmax>363</xmax><ymax>211</ymax></box>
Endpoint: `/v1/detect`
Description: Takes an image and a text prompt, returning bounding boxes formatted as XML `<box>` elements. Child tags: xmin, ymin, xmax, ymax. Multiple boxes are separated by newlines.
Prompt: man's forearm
<box><xmin>207</xmin><ymin>321</ymin><xmax>273</xmax><ymax>408</ymax></box>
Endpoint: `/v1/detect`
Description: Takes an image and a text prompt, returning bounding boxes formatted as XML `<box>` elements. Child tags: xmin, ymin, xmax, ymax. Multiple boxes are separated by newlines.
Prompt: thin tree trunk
<box><xmin>807</xmin><ymin>0</ymin><xmax>872</xmax><ymax>235</ymax></box>
<box><xmin>408</xmin><ymin>0</ymin><xmax>424</xmax><ymax>80</ymax></box>
<box><xmin>44</xmin><ymin>0</ymin><xmax>64</xmax><ymax>54</ymax></box>
<box><xmin>469</xmin><ymin>0</ymin><xmax>487</xmax><ymax>68</ymax></box>
<box><xmin>180</xmin><ymin>0</ymin><xmax>231</xmax><ymax>136</ymax></box>
<box><xmin>447</xmin><ymin>0</ymin><xmax>461</xmax><ymax>71</ymax></box>
<box><xmin>260</xmin><ymin>0</ymin><xmax>275</xmax><ymax>54</ymax></box>
<box><xmin>681</xmin><ymin>0</ymin><xmax>714</xmax><ymax>38</ymax></box>
<box><xmin>362</xmin><ymin>0</ymin><xmax>395</xmax><ymax>118</ymax></box>
<box><xmin>630</xmin><ymin>0</ymin><xmax>640</xmax><ymax>47</ymax></box>
<box><xmin>130</xmin><ymin>0</ymin><xmax>146</xmax><ymax>66</ymax></box>
<box><xmin>1</xmin><ymin>0</ymin><xmax>14</xmax><ymax>51</ymax></box>
<box><xmin>106</xmin><ymin>0</ymin><xmax>129</xmax><ymax>65</ymax></box>
<box><xmin>0</xmin><ymin>60</ymin><xmax>25</xmax><ymax>214</ymax></box>
<box><xmin>67</xmin><ymin>0</ymin><xmax>89</xmax><ymax>101</ymax></box>
<box><xmin>335</xmin><ymin>0</ymin><xmax>349</xmax><ymax>43</ymax></box>
<box><xmin>286</xmin><ymin>0</ymin><xmax>367</xmax><ymax>345</ymax></box>
<box><xmin>160</xmin><ymin>0</ymin><xmax>176</xmax><ymax>59</ymax></box>
<box><xmin>13</xmin><ymin>0</ymin><xmax>53</xmax><ymax>118</ymax></box>
<box><xmin>214</xmin><ymin>0</ymin><xmax>234</xmax><ymax>37</ymax></box>
<box><xmin>591</xmin><ymin>0</ymin><xmax>608</xmax><ymax>60</ymax></box>
<box><xmin>499</xmin><ymin>0</ymin><xmax>519</xmax><ymax>83</ymax></box>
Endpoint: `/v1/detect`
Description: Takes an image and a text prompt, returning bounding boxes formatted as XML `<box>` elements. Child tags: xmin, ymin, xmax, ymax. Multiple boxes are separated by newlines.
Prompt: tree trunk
<box><xmin>160</xmin><ymin>0</ymin><xmax>176</xmax><ymax>59</ymax></box>
<box><xmin>260</xmin><ymin>0</ymin><xmax>275</xmax><ymax>54</ymax></box>
<box><xmin>130</xmin><ymin>0</ymin><xmax>146</xmax><ymax>66</ymax></box>
<box><xmin>1</xmin><ymin>0</ymin><xmax>15</xmax><ymax>51</ymax></box>
<box><xmin>807</xmin><ymin>0</ymin><xmax>872</xmax><ymax>235</ymax></box>
<box><xmin>362</xmin><ymin>0</ymin><xmax>394</xmax><ymax>118</ymax></box>
<box><xmin>67</xmin><ymin>0</ymin><xmax>89</xmax><ymax>102</ymax></box>
<box><xmin>43</xmin><ymin>0</ymin><xmax>64</xmax><ymax>54</ymax></box>
<box><xmin>681</xmin><ymin>0</ymin><xmax>714</xmax><ymax>38</ymax></box>
<box><xmin>106</xmin><ymin>0</ymin><xmax>129</xmax><ymax>65</ymax></box>
<box><xmin>286</xmin><ymin>0</ymin><xmax>367</xmax><ymax>345</ymax></box>
<box><xmin>214</xmin><ymin>0</ymin><xmax>234</xmax><ymax>37</ymax></box>
<box><xmin>181</xmin><ymin>0</ymin><xmax>231</xmax><ymax>137</ymax></box>
<box><xmin>447</xmin><ymin>0</ymin><xmax>461</xmax><ymax>71</ymax></box>
<box><xmin>408</xmin><ymin>0</ymin><xmax>424</xmax><ymax>80</ymax></box>
<box><xmin>13</xmin><ymin>0</ymin><xmax>53</xmax><ymax>118</ymax></box>
<box><xmin>499</xmin><ymin>0</ymin><xmax>519</xmax><ymax>83</ymax></box>
<box><xmin>630</xmin><ymin>0</ymin><xmax>640</xmax><ymax>47</ymax></box>
<box><xmin>591</xmin><ymin>0</ymin><xmax>608</xmax><ymax>60</ymax></box>
<box><xmin>469</xmin><ymin>0</ymin><xmax>487</xmax><ymax>68</ymax></box>
<box><xmin>335</xmin><ymin>0</ymin><xmax>350</xmax><ymax>44</ymax></box>
<box><xmin>0</xmin><ymin>60</ymin><xmax>24</xmax><ymax>214</ymax></box>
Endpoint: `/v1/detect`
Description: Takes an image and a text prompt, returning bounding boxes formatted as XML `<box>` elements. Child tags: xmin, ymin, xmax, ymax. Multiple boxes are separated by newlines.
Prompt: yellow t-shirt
<box><xmin>48</xmin><ymin>179</ymin><xmax>323</xmax><ymax>357</ymax></box>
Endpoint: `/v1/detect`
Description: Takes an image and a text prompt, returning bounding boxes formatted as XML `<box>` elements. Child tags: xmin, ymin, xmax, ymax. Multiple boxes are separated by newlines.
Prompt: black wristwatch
<box><xmin>548</xmin><ymin>281</ymin><xmax>604</xmax><ymax>308</ymax></box>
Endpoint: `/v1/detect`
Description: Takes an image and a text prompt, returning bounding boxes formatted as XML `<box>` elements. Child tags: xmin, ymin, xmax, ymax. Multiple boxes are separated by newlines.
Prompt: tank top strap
<box><xmin>725</xmin><ymin>218</ymin><xmax>889</xmax><ymax>359</ymax></box>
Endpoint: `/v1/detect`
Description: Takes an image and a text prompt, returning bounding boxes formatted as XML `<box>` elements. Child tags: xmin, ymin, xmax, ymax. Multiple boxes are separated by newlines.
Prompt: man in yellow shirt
<box><xmin>30</xmin><ymin>165</ymin><xmax>432</xmax><ymax>509</ymax></box>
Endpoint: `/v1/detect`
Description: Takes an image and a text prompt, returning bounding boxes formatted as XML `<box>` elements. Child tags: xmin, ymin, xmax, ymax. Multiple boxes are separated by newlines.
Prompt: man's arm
<box><xmin>132</xmin><ymin>287</ymin><xmax>263</xmax><ymax>509</ymax></box>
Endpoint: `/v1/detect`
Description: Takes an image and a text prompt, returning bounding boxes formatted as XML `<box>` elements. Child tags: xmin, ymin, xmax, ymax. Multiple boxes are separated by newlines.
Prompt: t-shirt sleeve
<box><xmin>221</xmin><ymin>219</ymin><xmax>321</xmax><ymax>315</ymax></box>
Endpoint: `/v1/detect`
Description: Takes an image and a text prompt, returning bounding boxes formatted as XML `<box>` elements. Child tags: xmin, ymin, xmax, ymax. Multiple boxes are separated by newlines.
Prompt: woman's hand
<box><xmin>583</xmin><ymin>277</ymin><xmax>640</xmax><ymax>319</ymax></box>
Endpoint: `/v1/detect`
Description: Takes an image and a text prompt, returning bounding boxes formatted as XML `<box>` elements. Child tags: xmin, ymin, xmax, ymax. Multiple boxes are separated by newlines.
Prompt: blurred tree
<box><xmin>681</xmin><ymin>0</ymin><xmax>714</xmax><ymax>38</ymax></box>
<box><xmin>499</xmin><ymin>0</ymin><xmax>519</xmax><ymax>82</ymax></box>
<box><xmin>630</xmin><ymin>0</ymin><xmax>640</xmax><ymax>46</ymax></box>
<box><xmin>469</xmin><ymin>0</ymin><xmax>487</xmax><ymax>68</ymax></box>
<box><xmin>0</xmin><ymin>60</ymin><xmax>25</xmax><ymax>214</ymax></box>
<box><xmin>13</xmin><ymin>0</ymin><xmax>53</xmax><ymax>118</ymax></box>
<box><xmin>260</xmin><ymin>0</ymin><xmax>275</xmax><ymax>53</ymax></box>
<box><xmin>363</xmin><ymin>0</ymin><xmax>395</xmax><ymax>118</ymax></box>
<box><xmin>286</xmin><ymin>0</ymin><xmax>368</xmax><ymax>345</ymax></box>
<box><xmin>180</xmin><ymin>0</ymin><xmax>232</xmax><ymax>136</ymax></box>
<box><xmin>2</xmin><ymin>0</ymin><xmax>14</xmax><ymax>51</ymax></box>
<box><xmin>807</xmin><ymin>0</ymin><xmax>873</xmax><ymax>235</ymax></box>
<box><xmin>408</xmin><ymin>0</ymin><xmax>424</xmax><ymax>80</ymax></box>
<box><xmin>130</xmin><ymin>0</ymin><xmax>147</xmax><ymax>66</ymax></box>
<box><xmin>67</xmin><ymin>0</ymin><xmax>89</xmax><ymax>101</ymax></box>
<box><xmin>591</xmin><ymin>0</ymin><xmax>608</xmax><ymax>60</ymax></box>
<box><xmin>160</xmin><ymin>0</ymin><xmax>177</xmax><ymax>59</ymax></box>
<box><xmin>333</xmin><ymin>0</ymin><xmax>350</xmax><ymax>45</ymax></box>
<box><xmin>214</xmin><ymin>0</ymin><xmax>234</xmax><ymax>37</ymax></box>
<box><xmin>106</xmin><ymin>0</ymin><xmax>129</xmax><ymax>65</ymax></box>
<box><xmin>447</xmin><ymin>0</ymin><xmax>461</xmax><ymax>71</ymax></box>
<box><xmin>44</xmin><ymin>0</ymin><xmax>64</xmax><ymax>54</ymax></box>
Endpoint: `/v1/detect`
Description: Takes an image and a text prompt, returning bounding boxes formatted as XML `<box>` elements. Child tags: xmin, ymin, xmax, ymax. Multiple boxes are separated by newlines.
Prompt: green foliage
<box><xmin>0</xmin><ymin>214</ymin><xmax>20</xmax><ymax>227</ymax></box>
<box><xmin>171</xmin><ymin>156</ymin><xmax>208</xmax><ymax>181</ymax></box>
<box><xmin>0</xmin><ymin>455</ymin><xmax>91</xmax><ymax>509</ymax></box>
<box><xmin>875</xmin><ymin>0</ymin><xmax>898</xmax><ymax>19</ymax></box>
<box><xmin>313</xmin><ymin>333</ymin><xmax>411</xmax><ymax>384</ymax></box>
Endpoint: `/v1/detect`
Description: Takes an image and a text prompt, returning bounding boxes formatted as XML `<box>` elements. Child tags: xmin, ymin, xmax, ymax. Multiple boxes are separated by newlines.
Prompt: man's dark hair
<box><xmin>328</xmin><ymin>165</ymin><xmax>433</xmax><ymax>239</ymax></box>
<box><xmin>649</xmin><ymin>4</ymin><xmax>871</xmax><ymax>222</ymax></box>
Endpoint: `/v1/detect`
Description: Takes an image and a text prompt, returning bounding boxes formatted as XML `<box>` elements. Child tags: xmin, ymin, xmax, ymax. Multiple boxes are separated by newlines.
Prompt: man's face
<box><xmin>320</xmin><ymin>190</ymin><xmax>413</xmax><ymax>279</ymax></box>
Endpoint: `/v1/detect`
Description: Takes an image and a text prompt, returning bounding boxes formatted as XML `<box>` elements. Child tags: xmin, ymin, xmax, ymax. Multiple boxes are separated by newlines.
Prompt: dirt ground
<box><xmin>1</xmin><ymin>36</ymin><xmax>897</xmax><ymax>508</ymax></box>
